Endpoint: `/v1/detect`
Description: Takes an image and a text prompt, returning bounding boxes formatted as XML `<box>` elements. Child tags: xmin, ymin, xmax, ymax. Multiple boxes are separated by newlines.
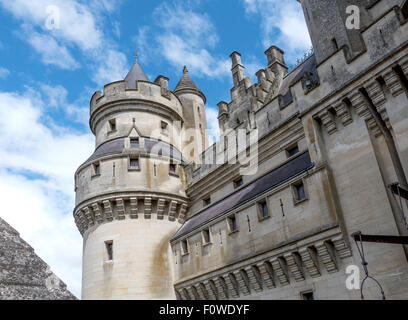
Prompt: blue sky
<box><xmin>0</xmin><ymin>0</ymin><xmax>311</xmax><ymax>298</ymax></box>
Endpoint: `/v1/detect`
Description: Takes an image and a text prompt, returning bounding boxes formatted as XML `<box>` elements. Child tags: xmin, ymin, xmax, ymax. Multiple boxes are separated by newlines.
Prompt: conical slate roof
<box><xmin>0</xmin><ymin>217</ymin><xmax>77</xmax><ymax>300</ymax></box>
<box><xmin>125</xmin><ymin>60</ymin><xmax>149</xmax><ymax>89</ymax></box>
<box><xmin>174</xmin><ymin>66</ymin><xmax>203</xmax><ymax>93</ymax></box>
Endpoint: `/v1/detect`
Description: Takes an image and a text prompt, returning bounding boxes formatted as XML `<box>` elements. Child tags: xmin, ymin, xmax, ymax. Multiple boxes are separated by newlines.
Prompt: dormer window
<box><xmin>130</xmin><ymin>138</ymin><xmax>139</xmax><ymax>148</ymax></box>
<box><xmin>128</xmin><ymin>157</ymin><xmax>140</xmax><ymax>171</ymax></box>
<box><xmin>181</xmin><ymin>239</ymin><xmax>189</xmax><ymax>255</ymax></box>
<box><xmin>92</xmin><ymin>162</ymin><xmax>100</xmax><ymax>176</ymax></box>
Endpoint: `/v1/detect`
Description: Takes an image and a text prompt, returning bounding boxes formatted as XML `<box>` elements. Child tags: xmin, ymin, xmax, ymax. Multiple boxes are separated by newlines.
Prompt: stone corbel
<box><xmin>244</xmin><ymin>266</ymin><xmax>263</xmax><ymax>292</ymax></box>
<box><xmin>332</xmin><ymin>101</ymin><xmax>352</xmax><ymax>126</ymax></box>
<box><xmin>317</xmin><ymin>109</ymin><xmax>337</xmax><ymax>135</ymax></box>
<box><xmin>203</xmin><ymin>280</ymin><xmax>217</xmax><ymax>300</ymax></box>
<box><xmin>256</xmin><ymin>262</ymin><xmax>275</xmax><ymax>289</ymax></box>
<box><xmin>178</xmin><ymin>203</ymin><xmax>188</xmax><ymax>224</ymax></box>
<box><xmin>144</xmin><ymin>197</ymin><xmax>152</xmax><ymax>219</ymax></box>
<box><xmin>102</xmin><ymin>200</ymin><xmax>113</xmax><ymax>221</ymax></box>
<box><xmin>222</xmin><ymin>273</ymin><xmax>239</xmax><ymax>298</ymax></box>
<box><xmin>331</xmin><ymin>235</ymin><xmax>352</xmax><ymax>259</ymax></box>
<box><xmin>315</xmin><ymin>241</ymin><xmax>338</xmax><ymax>273</ymax></box>
<box><xmin>299</xmin><ymin>247</ymin><xmax>321</xmax><ymax>278</ymax></box>
<box><xmin>212</xmin><ymin>277</ymin><xmax>228</xmax><ymax>300</ymax></box>
<box><xmin>91</xmin><ymin>202</ymin><xmax>103</xmax><ymax>224</ymax></box>
<box><xmin>284</xmin><ymin>252</ymin><xmax>305</xmax><ymax>282</ymax></box>
<box><xmin>116</xmin><ymin>198</ymin><xmax>125</xmax><ymax>220</ymax></box>
<box><xmin>270</xmin><ymin>257</ymin><xmax>290</xmax><ymax>286</ymax></box>
<box><xmin>82</xmin><ymin>206</ymin><xmax>94</xmax><ymax>227</ymax></box>
<box><xmin>129</xmin><ymin>197</ymin><xmax>138</xmax><ymax>219</ymax></box>
<box><xmin>233</xmin><ymin>270</ymin><xmax>251</xmax><ymax>296</ymax></box>
<box><xmin>157</xmin><ymin>198</ymin><xmax>165</xmax><ymax>220</ymax></box>
<box><xmin>168</xmin><ymin>200</ymin><xmax>178</xmax><ymax>222</ymax></box>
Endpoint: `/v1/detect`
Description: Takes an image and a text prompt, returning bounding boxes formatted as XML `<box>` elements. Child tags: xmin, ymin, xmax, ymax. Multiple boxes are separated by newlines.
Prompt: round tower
<box><xmin>174</xmin><ymin>66</ymin><xmax>208</xmax><ymax>164</ymax></box>
<box><xmin>73</xmin><ymin>60</ymin><xmax>188</xmax><ymax>299</ymax></box>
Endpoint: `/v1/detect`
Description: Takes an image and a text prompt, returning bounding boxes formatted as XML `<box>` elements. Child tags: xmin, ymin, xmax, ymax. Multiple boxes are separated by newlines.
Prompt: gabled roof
<box><xmin>125</xmin><ymin>60</ymin><xmax>149</xmax><ymax>89</ymax></box>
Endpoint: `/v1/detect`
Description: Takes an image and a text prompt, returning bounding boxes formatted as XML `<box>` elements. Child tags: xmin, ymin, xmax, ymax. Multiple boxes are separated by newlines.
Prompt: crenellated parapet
<box><xmin>90</xmin><ymin>79</ymin><xmax>183</xmax><ymax>135</ymax></box>
<box><xmin>74</xmin><ymin>193</ymin><xmax>188</xmax><ymax>235</ymax></box>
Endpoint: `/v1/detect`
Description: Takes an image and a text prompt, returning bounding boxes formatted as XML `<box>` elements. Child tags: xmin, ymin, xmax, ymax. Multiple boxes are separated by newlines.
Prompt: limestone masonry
<box><xmin>73</xmin><ymin>0</ymin><xmax>408</xmax><ymax>299</ymax></box>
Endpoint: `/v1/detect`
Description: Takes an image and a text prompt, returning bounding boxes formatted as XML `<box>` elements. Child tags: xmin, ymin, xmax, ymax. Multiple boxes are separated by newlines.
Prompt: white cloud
<box><xmin>0</xmin><ymin>67</ymin><xmax>9</xmax><ymax>79</ymax></box>
<box><xmin>0</xmin><ymin>89</ymin><xmax>94</xmax><ymax>297</ymax></box>
<box><xmin>242</xmin><ymin>0</ymin><xmax>312</xmax><ymax>63</ymax></box>
<box><xmin>27</xmin><ymin>32</ymin><xmax>79</xmax><ymax>69</ymax></box>
<box><xmin>0</xmin><ymin>0</ymin><xmax>103</xmax><ymax>51</ymax></box>
<box><xmin>93</xmin><ymin>49</ymin><xmax>129</xmax><ymax>86</ymax></box>
<box><xmin>135</xmin><ymin>2</ymin><xmax>230</xmax><ymax>78</ymax></box>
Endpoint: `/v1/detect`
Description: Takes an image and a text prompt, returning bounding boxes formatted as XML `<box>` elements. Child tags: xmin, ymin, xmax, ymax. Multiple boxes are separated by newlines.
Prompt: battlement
<box><xmin>89</xmin><ymin>79</ymin><xmax>184</xmax><ymax>133</ymax></box>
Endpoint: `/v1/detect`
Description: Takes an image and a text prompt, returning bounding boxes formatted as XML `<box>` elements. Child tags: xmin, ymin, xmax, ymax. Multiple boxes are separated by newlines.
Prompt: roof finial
<box><xmin>183</xmin><ymin>65</ymin><xmax>188</xmax><ymax>74</ymax></box>
<box><xmin>134</xmin><ymin>51</ymin><xmax>139</xmax><ymax>62</ymax></box>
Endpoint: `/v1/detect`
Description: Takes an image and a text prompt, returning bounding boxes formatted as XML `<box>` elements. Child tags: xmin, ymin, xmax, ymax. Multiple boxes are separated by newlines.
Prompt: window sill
<box><xmin>294</xmin><ymin>197</ymin><xmax>308</xmax><ymax>206</ymax></box>
<box><xmin>258</xmin><ymin>215</ymin><xmax>271</xmax><ymax>222</ymax></box>
<box><xmin>169</xmin><ymin>172</ymin><xmax>179</xmax><ymax>178</ymax></box>
<box><xmin>181</xmin><ymin>252</ymin><xmax>190</xmax><ymax>257</ymax></box>
<box><xmin>104</xmin><ymin>260</ymin><xmax>113</xmax><ymax>265</ymax></box>
<box><xmin>128</xmin><ymin>168</ymin><xmax>141</xmax><ymax>172</ymax></box>
<box><xmin>107</xmin><ymin>130</ymin><xmax>117</xmax><ymax>135</ymax></box>
<box><xmin>91</xmin><ymin>174</ymin><xmax>101</xmax><ymax>179</ymax></box>
<box><xmin>228</xmin><ymin>229</ymin><xmax>239</xmax><ymax>235</ymax></box>
<box><xmin>202</xmin><ymin>241</ymin><xmax>212</xmax><ymax>247</ymax></box>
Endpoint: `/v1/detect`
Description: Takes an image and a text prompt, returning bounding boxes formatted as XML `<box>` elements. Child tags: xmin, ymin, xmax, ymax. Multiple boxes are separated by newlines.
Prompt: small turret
<box><xmin>174</xmin><ymin>66</ymin><xmax>208</xmax><ymax>163</ymax></box>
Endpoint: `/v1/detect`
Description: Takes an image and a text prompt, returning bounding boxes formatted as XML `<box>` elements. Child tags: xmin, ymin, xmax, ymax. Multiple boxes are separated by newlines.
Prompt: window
<box><xmin>227</xmin><ymin>215</ymin><xmax>238</xmax><ymax>233</ymax></box>
<box><xmin>258</xmin><ymin>200</ymin><xmax>269</xmax><ymax>219</ymax></box>
<box><xmin>203</xmin><ymin>197</ymin><xmax>211</xmax><ymax>207</ymax></box>
<box><xmin>181</xmin><ymin>239</ymin><xmax>189</xmax><ymax>255</ymax></box>
<box><xmin>402</xmin><ymin>0</ymin><xmax>408</xmax><ymax>19</ymax></box>
<box><xmin>129</xmin><ymin>157</ymin><xmax>139</xmax><ymax>170</ymax></box>
<box><xmin>301</xmin><ymin>291</ymin><xmax>314</xmax><ymax>300</ymax></box>
<box><xmin>108</xmin><ymin>118</ymin><xmax>116</xmax><ymax>132</ymax></box>
<box><xmin>286</xmin><ymin>144</ymin><xmax>299</xmax><ymax>158</ymax></box>
<box><xmin>293</xmin><ymin>181</ymin><xmax>307</xmax><ymax>203</ymax></box>
<box><xmin>169</xmin><ymin>163</ymin><xmax>177</xmax><ymax>174</ymax></box>
<box><xmin>92</xmin><ymin>162</ymin><xmax>100</xmax><ymax>176</ymax></box>
<box><xmin>161</xmin><ymin>121</ymin><xmax>168</xmax><ymax>134</ymax></box>
<box><xmin>234</xmin><ymin>177</ymin><xmax>243</xmax><ymax>189</ymax></box>
<box><xmin>332</xmin><ymin>38</ymin><xmax>338</xmax><ymax>51</ymax></box>
<box><xmin>130</xmin><ymin>137</ymin><xmax>139</xmax><ymax>148</ymax></box>
<box><xmin>105</xmin><ymin>241</ymin><xmax>113</xmax><ymax>261</ymax></box>
<box><xmin>202</xmin><ymin>228</ymin><xmax>211</xmax><ymax>244</ymax></box>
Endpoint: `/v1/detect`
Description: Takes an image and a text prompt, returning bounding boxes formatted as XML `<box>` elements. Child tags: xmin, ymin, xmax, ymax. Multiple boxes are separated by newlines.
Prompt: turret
<box><xmin>74</xmin><ymin>58</ymin><xmax>188</xmax><ymax>300</ymax></box>
<box><xmin>174</xmin><ymin>66</ymin><xmax>208</xmax><ymax>164</ymax></box>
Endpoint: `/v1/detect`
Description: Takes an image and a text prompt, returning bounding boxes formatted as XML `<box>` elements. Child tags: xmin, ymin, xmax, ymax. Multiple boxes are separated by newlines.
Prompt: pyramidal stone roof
<box><xmin>0</xmin><ymin>217</ymin><xmax>77</xmax><ymax>300</ymax></box>
<box><xmin>125</xmin><ymin>60</ymin><xmax>149</xmax><ymax>89</ymax></box>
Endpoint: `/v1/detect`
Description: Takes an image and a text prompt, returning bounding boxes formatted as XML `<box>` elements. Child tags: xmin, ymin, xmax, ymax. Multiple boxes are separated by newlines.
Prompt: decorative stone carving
<box><xmin>331</xmin><ymin>235</ymin><xmax>352</xmax><ymax>259</ymax></box>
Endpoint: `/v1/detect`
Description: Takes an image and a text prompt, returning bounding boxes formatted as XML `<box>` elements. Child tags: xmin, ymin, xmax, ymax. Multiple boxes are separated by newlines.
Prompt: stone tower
<box><xmin>73</xmin><ymin>60</ymin><xmax>205</xmax><ymax>299</ymax></box>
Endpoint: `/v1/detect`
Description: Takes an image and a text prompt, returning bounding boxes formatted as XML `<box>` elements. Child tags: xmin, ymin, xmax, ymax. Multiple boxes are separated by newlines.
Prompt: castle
<box><xmin>73</xmin><ymin>0</ymin><xmax>408</xmax><ymax>300</ymax></box>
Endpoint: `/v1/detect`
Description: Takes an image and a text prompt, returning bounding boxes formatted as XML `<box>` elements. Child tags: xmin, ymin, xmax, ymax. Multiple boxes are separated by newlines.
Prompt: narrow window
<box><xmin>130</xmin><ymin>137</ymin><xmax>139</xmax><ymax>148</ymax></box>
<box><xmin>181</xmin><ymin>239</ymin><xmax>189</xmax><ymax>255</ymax></box>
<box><xmin>169</xmin><ymin>163</ymin><xmax>177</xmax><ymax>174</ymax></box>
<box><xmin>203</xmin><ymin>197</ymin><xmax>211</xmax><ymax>207</ymax></box>
<box><xmin>234</xmin><ymin>177</ymin><xmax>243</xmax><ymax>189</ymax></box>
<box><xmin>93</xmin><ymin>162</ymin><xmax>100</xmax><ymax>175</ymax></box>
<box><xmin>227</xmin><ymin>215</ymin><xmax>238</xmax><ymax>233</ymax></box>
<box><xmin>108</xmin><ymin>118</ymin><xmax>116</xmax><ymax>131</ymax></box>
<box><xmin>301</xmin><ymin>291</ymin><xmax>314</xmax><ymax>300</ymax></box>
<box><xmin>259</xmin><ymin>200</ymin><xmax>269</xmax><ymax>219</ymax></box>
<box><xmin>202</xmin><ymin>228</ymin><xmax>211</xmax><ymax>244</ymax></box>
<box><xmin>161</xmin><ymin>121</ymin><xmax>168</xmax><ymax>134</ymax></box>
<box><xmin>105</xmin><ymin>241</ymin><xmax>113</xmax><ymax>261</ymax></box>
<box><xmin>332</xmin><ymin>38</ymin><xmax>338</xmax><ymax>51</ymax></box>
<box><xmin>129</xmin><ymin>157</ymin><xmax>139</xmax><ymax>170</ymax></box>
<box><xmin>402</xmin><ymin>1</ymin><xmax>408</xmax><ymax>19</ymax></box>
<box><xmin>294</xmin><ymin>181</ymin><xmax>306</xmax><ymax>202</ymax></box>
<box><xmin>286</xmin><ymin>144</ymin><xmax>300</xmax><ymax>158</ymax></box>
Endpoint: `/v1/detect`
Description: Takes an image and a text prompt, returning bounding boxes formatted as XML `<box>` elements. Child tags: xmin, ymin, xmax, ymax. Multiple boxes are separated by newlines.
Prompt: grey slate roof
<box><xmin>0</xmin><ymin>217</ymin><xmax>77</xmax><ymax>300</ymax></box>
<box><xmin>278</xmin><ymin>54</ymin><xmax>318</xmax><ymax>107</ymax></box>
<box><xmin>125</xmin><ymin>60</ymin><xmax>149</xmax><ymax>89</ymax></box>
<box><xmin>84</xmin><ymin>137</ymin><xmax>186</xmax><ymax>165</ymax></box>
<box><xmin>174</xmin><ymin>66</ymin><xmax>202</xmax><ymax>93</ymax></box>
<box><xmin>171</xmin><ymin>151</ymin><xmax>314</xmax><ymax>242</ymax></box>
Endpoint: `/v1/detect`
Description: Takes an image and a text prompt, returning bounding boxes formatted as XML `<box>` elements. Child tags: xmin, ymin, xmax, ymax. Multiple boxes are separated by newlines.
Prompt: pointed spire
<box><xmin>174</xmin><ymin>66</ymin><xmax>200</xmax><ymax>93</ymax></box>
<box><xmin>125</xmin><ymin>56</ymin><xmax>149</xmax><ymax>89</ymax></box>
